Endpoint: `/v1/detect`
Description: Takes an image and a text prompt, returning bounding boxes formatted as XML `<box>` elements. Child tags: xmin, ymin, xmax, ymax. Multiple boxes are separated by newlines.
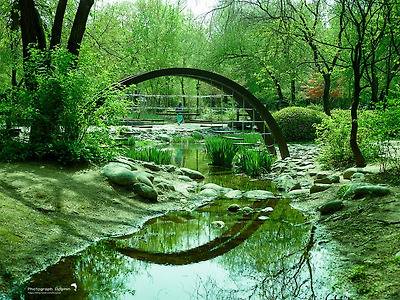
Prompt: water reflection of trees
<box><xmin>73</xmin><ymin>243</ymin><xmax>138</xmax><ymax>299</ymax></box>
<box><xmin>196</xmin><ymin>200</ymin><xmax>325</xmax><ymax>300</ymax></box>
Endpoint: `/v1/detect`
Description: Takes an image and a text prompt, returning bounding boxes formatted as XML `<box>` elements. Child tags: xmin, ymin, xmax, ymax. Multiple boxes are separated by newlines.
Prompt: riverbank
<box><xmin>295</xmin><ymin>183</ymin><xmax>400</xmax><ymax>300</ymax></box>
<box><xmin>0</xmin><ymin>162</ymin><xmax>200</xmax><ymax>297</ymax></box>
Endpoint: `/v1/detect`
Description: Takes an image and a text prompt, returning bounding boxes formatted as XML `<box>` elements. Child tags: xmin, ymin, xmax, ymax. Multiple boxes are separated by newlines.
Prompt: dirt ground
<box><xmin>293</xmin><ymin>180</ymin><xmax>400</xmax><ymax>300</ymax></box>
<box><xmin>0</xmin><ymin>162</ymin><xmax>191</xmax><ymax>297</ymax></box>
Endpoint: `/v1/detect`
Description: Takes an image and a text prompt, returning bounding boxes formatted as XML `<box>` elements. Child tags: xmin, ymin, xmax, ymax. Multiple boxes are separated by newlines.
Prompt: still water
<box><xmin>21</xmin><ymin>143</ymin><xmax>342</xmax><ymax>300</ymax></box>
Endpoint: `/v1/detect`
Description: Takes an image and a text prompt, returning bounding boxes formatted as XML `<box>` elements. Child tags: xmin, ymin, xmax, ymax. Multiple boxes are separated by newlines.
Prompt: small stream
<box><xmin>20</xmin><ymin>142</ymin><xmax>342</xmax><ymax>300</ymax></box>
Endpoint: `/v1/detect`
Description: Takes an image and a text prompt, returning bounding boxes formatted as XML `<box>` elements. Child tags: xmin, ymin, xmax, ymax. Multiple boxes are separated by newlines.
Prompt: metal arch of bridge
<box><xmin>116</xmin><ymin>201</ymin><xmax>270</xmax><ymax>266</ymax></box>
<box><xmin>117</xmin><ymin>68</ymin><xmax>289</xmax><ymax>158</ymax></box>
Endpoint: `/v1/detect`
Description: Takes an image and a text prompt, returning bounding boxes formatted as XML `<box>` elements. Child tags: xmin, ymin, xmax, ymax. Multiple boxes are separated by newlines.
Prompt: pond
<box><xmin>19</xmin><ymin>142</ymin><xmax>344</xmax><ymax>300</ymax></box>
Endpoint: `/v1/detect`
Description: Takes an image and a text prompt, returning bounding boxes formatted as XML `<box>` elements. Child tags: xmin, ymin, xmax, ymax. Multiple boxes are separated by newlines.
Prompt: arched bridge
<box><xmin>115</xmin><ymin>68</ymin><xmax>289</xmax><ymax>158</ymax></box>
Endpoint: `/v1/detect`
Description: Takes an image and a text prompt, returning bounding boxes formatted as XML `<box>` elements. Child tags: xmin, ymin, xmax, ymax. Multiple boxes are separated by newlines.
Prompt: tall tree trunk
<box><xmin>322</xmin><ymin>74</ymin><xmax>331</xmax><ymax>116</ymax></box>
<box><xmin>18</xmin><ymin>0</ymin><xmax>46</xmax><ymax>59</ymax></box>
<box><xmin>350</xmin><ymin>47</ymin><xmax>366</xmax><ymax>167</ymax></box>
<box><xmin>50</xmin><ymin>0</ymin><xmax>68</xmax><ymax>49</ymax></box>
<box><xmin>67</xmin><ymin>0</ymin><xmax>94</xmax><ymax>56</ymax></box>
<box><xmin>265</xmin><ymin>68</ymin><xmax>285</xmax><ymax>108</ymax></box>
<box><xmin>180</xmin><ymin>77</ymin><xmax>186</xmax><ymax>107</ymax></box>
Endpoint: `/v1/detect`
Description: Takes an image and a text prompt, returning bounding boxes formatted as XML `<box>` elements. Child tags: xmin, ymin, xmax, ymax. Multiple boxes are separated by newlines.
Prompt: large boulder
<box><xmin>201</xmin><ymin>183</ymin><xmax>223</xmax><ymax>191</ymax></box>
<box><xmin>177</xmin><ymin>168</ymin><xmax>205</xmax><ymax>180</ymax></box>
<box><xmin>102</xmin><ymin>163</ymin><xmax>136</xmax><ymax>186</ymax></box>
<box><xmin>273</xmin><ymin>174</ymin><xmax>297</xmax><ymax>192</ymax></box>
<box><xmin>224</xmin><ymin>190</ymin><xmax>243</xmax><ymax>200</ymax></box>
<box><xmin>133</xmin><ymin>183</ymin><xmax>158</xmax><ymax>202</ymax></box>
<box><xmin>131</xmin><ymin>171</ymin><xmax>153</xmax><ymax>187</ymax></box>
<box><xmin>199</xmin><ymin>188</ymin><xmax>219</xmax><ymax>199</ymax></box>
<box><xmin>102</xmin><ymin>163</ymin><xmax>154</xmax><ymax>188</ymax></box>
<box><xmin>243</xmin><ymin>190</ymin><xmax>275</xmax><ymax>200</ymax></box>
<box><xmin>343</xmin><ymin>183</ymin><xmax>391</xmax><ymax>199</ymax></box>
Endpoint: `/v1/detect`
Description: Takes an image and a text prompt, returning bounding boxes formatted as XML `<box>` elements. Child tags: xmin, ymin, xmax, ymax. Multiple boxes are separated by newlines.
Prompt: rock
<box><xmin>155</xmin><ymin>182</ymin><xmax>176</xmax><ymax>192</ymax></box>
<box><xmin>258</xmin><ymin>216</ymin><xmax>269</xmax><ymax>221</ymax></box>
<box><xmin>290</xmin><ymin>182</ymin><xmax>302</xmax><ymax>191</ymax></box>
<box><xmin>102</xmin><ymin>163</ymin><xmax>136</xmax><ymax>186</ymax></box>
<box><xmin>211</xmin><ymin>221</ymin><xmax>225</xmax><ymax>228</ymax></box>
<box><xmin>241</xmin><ymin>206</ymin><xmax>254</xmax><ymax>215</ymax></box>
<box><xmin>133</xmin><ymin>183</ymin><xmax>158</xmax><ymax>202</ymax></box>
<box><xmin>199</xmin><ymin>188</ymin><xmax>219</xmax><ymax>198</ymax></box>
<box><xmin>228</xmin><ymin>204</ymin><xmax>241</xmax><ymax>212</ymax></box>
<box><xmin>178</xmin><ymin>175</ymin><xmax>193</xmax><ymax>182</ymax></box>
<box><xmin>260</xmin><ymin>207</ymin><xmax>274</xmax><ymax>213</ymax></box>
<box><xmin>142</xmin><ymin>162</ymin><xmax>161</xmax><ymax>172</ymax></box>
<box><xmin>310</xmin><ymin>184</ymin><xmax>331</xmax><ymax>194</ymax></box>
<box><xmin>316</xmin><ymin>172</ymin><xmax>331</xmax><ymax>179</ymax></box>
<box><xmin>273</xmin><ymin>174</ymin><xmax>297</xmax><ymax>192</ymax></box>
<box><xmin>201</xmin><ymin>183</ymin><xmax>223</xmax><ymax>191</ymax></box>
<box><xmin>137</xmin><ymin>171</ymin><xmax>155</xmax><ymax>182</ymax></box>
<box><xmin>288</xmin><ymin>189</ymin><xmax>310</xmax><ymax>199</ymax></box>
<box><xmin>110</xmin><ymin>159</ymin><xmax>136</xmax><ymax>170</ymax></box>
<box><xmin>315</xmin><ymin>175</ymin><xmax>340</xmax><ymax>184</ymax></box>
<box><xmin>342</xmin><ymin>166</ymin><xmax>380</xmax><ymax>179</ymax></box>
<box><xmin>224</xmin><ymin>190</ymin><xmax>242</xmax><ymax>199</ymax></box>
<box><xmin>343</xmin><ymin>184</ymin><xmax>391</xmax><ymax>199</ymax></box>
<box><xmin>318</xmin><ymin>200</ymin><xmax>344</xmax><ymax>215</ymax></box>
<box><xmin>131</xmin><ymin>171</ymin><xmax>153</xmax><ymax>187</ymax></box>
<box><xmin>309</xmin><ymin>170</ymin><xmax>318</xmax><ymax>177</ymax></box>
<box><xmin>350</xmin><ymin>172</ymin><xmax>365</xmax><ymax>182</ymax></box>
<box><xmin>243</xmin><ymin>190</ymin><xmax>276</xmax><ymax>200</ymax></box>
<box><xmin>159</xmin><ymin>134</ymin><xmax>172</xmax><ymax>143</ymax></box>
<box><xmin>177</xmin><ymin>168</ymin><xmax>205</xmax><ymax>180</ymax></box>
<box><xmin>163</xmin><ymin>165</ymin><xmax>176</xmax><ymax>172</ymax></box>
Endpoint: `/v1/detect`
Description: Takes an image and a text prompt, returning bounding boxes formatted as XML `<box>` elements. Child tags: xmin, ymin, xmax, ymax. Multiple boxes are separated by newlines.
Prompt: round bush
<box><xmin>273</xmin><ymin>107</ymin><xmax>326</xmax><ymax>142</ymax></box>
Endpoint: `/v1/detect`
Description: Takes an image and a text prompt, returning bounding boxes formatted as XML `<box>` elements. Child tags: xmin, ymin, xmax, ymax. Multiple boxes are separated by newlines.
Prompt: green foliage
<box><xmin>205</xmin><ymin>136</ymin><xmax>239</xmax><ymax>167</ymax></box>
<box><xmin>126</xmin><ymin>147</ymin><xmax>172</xmax><ymax>165</ymax></box>
<box><xmin>200</xmin><ymin>108</ymin><xmax>237</xmax><ymax>122</ymax></box>
<box><xmin>233</xmin><ymin>148</ymin><xmax>275</xmax><ymax>177</ymax></box>
<box><xmin>273</xmin><ymin>107</ymin><xmax>326</xmax><ymax>142</ymax></box>
<box><xmin>361</xmin><ymin>99</ymin><xmax>400</xmax><ymax>176</ymax></box>
<box><xmin>315</xmin><ymin>110</ymin><xmax>378</xmax><ymax>169</ymax></box>
<box><xmin>0</xmin><ymin>48</ymin><xmax>128</xmax><ymax>164</ymax></box>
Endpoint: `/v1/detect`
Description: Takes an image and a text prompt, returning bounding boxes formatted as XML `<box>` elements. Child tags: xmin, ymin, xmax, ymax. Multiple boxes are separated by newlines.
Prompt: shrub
<box><xmin>233</xmin><ymin>148</ymin><xmax>275</xmax><ymax>177</ymax></box>
<box><xmin>315</xmin><ymin>110</ymin><xmax>378</xmax><ymax>169</ymax></box>
<box><xmin>126</xmin><ymin>147</ymin><xmax>172</xmax><ymax>165</ymax></box>
<box><xmin>361</xmin><ymin>99</ymin><xmax>400</xmax><ymax>177</ymax></box>
<box><xmin>205</xmin><ymin>136</ymin><xmax>239</xmax><ymax>167</ymax></box>
<box><xmin>273</xmin><ymin>106</ymin><xmax>326</xmax><ymax>142</ymax></box>
<box><xmin>0</xmin><ymin>48</ymin><xmax>128</xmax><ymax>164</ymax></box>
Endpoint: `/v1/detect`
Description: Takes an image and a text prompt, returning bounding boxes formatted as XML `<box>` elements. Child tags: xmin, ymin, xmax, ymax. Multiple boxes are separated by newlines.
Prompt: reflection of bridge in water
<box><xmin>116</xmin><ymin>200</ymin><xmax>275</xmax><ymax>265</ymax></box>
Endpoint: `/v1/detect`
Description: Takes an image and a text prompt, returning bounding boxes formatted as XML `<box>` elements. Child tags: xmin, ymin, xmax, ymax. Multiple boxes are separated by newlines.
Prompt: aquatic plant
<box><xmin>205</xmin><ymin>136</ymin><xmax>239</xmax><ymax>167</ymax></box>
<box><xmin>233</xmin><ymin>148</ymin><xmax>275</xmax><ymax>177</ymax></box>
<box><xmin>126</xmin><ymin>147</ymin><xmax>172</xmax><ymax>165</ymax></box>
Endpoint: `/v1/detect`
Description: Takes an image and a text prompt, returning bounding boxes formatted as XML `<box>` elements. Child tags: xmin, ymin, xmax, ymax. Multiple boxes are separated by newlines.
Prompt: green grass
<box><xmin>233</xmin><ymin>132</ymin><xmax>263</xmax><ymax>144</ymax></box>
<box><xmin>205</xmin><ymin>136</ymin><xmax>239</xmax><ymax>167</ymax></box>
<box><xmin>126</xmin><ymin>147</ymin><xmax>172</xmax><ymax>165</ymax></box>
<box><xmin>233</xmin><ymin>148</ymin><xmax>275</xmax><ymax>177</ymax></box>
